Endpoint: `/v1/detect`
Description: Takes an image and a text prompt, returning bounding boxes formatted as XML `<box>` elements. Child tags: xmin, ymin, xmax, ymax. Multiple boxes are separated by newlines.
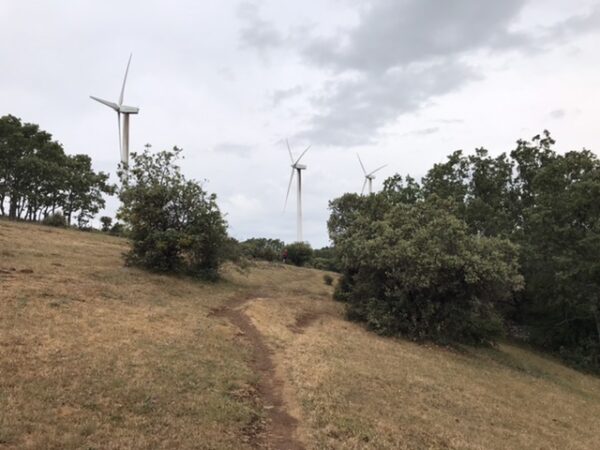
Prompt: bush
<box><xmin>330</xmin><ymin>194</ymin><xmax>523</xmax><ymax>345</ymax></box>
<box><xmin>109</xmin><ymin>222</ymin><xmax>125</xmax><ymax>237</ymax></box>
<box><xmin>241</xmin><ymin>238</ymin><xmax>285</xmax><ymax>262</ymax></box>
<box><xmin>313</xmin><ymin>246</ymin><xmax>341</xmax><ymax>272</ymax></box>
<box><xmin>42</xmin><ymin>212</ymin><xmax>67</xmax><ymax>227</ymax></box>
<box><xmin>285</xmin><ymin>242</ymin><xmax>313</xmax><ymax>267</ymax></box>
<box><xmin>100</xmin><ymin>216</ymin><xmax>113</xmax><ymax>232</ymax></box>
<box><xmin>118</xmin><ymin>147</ymin><xmax>228</xmax><ymax>280</ymax></box>
<box><xmin>323</xmin><ymin>274</ymin><xmax>334</xmax><ymax>286</ymax></box>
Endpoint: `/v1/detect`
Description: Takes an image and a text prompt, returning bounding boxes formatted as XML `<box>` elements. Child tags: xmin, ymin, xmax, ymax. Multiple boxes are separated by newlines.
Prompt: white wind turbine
<box><xmin>358</xmin><ymin>154</ymin><xmax>387</xmax><ymax>195</ymax></box>
<box><xmin>90</xmin><ymin>54</ymin><xmax>139</xmax><ymax>175</ymax></box>
<box><xmin>284</xmin><ymin>140</ymin><xmax>311</xmax><ymax>243</ymax></box>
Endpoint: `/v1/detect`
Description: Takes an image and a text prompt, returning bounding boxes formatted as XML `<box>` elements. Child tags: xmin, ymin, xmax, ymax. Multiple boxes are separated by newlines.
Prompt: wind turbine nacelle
<box><xmin>293</xmin><ymin>164</ymin><xmax>307</xmax><ymax>170</ymax></box>
<box><xmin>120</xmin><ymin>105</ymin><xmax>140</xmax><ymax>114</ymax></box>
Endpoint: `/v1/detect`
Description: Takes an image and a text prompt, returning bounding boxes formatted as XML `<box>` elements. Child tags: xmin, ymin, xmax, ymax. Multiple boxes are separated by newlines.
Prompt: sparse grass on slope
<box><xmin>2</xmin><ymin>219</ymin><xmax>600</xmax><ymax>449</ymax></box>
<box><xmin>0</xmin><ymin>220</ymin><xmax>261</xmax><ymax>449</ymax></box>
<box><xmin>243</xmin><ymin>284</ymin><xmax>600</xmax><ymax>449</ymax></box>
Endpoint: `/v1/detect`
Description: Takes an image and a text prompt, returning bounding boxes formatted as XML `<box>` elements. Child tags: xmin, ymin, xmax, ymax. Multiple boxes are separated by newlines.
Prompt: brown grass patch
<box><xmin>244</xmin><ymin>283</ymin><xmax>600</xmax><ymax>449</ymax></box>
<box><xmin>0</xmin><ymin>220</ymin><xmax>261</xmax><ymax>449</ymax></box>
<box><xmin>2</xmin><ymin>219</ymin><xmax>600</xmax><ymax>449</ymax></box>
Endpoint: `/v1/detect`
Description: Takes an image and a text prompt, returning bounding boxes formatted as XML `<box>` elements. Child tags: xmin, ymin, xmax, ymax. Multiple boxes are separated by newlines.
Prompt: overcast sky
<box><xmin>2</xmin><ymin>0</ymin><xmax>599</xmax><ymax>247</ymax></box>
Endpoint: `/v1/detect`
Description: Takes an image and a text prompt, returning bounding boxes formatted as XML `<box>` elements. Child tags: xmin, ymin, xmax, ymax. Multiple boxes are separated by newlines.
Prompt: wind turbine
<box><xmin>90</xmin><ymin>54</ymin><xmax>139</xmax><ymax>175</ymax></box>
<box><xmin>284</xmin><ymin>140</ymin><xmax>310</xmax><ymax>242</ymax></box>
<box><xmin>358</xmin><ymin>154</ymin><xmax>387</xmax><ymax>195</ymax></box>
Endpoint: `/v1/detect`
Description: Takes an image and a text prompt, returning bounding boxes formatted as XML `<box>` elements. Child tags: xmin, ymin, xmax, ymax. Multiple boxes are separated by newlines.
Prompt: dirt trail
<box><xmin>213</xmin><ymin>295</ymin><xmax>305</xmax><ymax>450</ymax></box>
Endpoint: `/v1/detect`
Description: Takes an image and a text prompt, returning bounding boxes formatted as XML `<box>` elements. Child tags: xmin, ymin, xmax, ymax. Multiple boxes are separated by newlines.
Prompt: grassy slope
<box><xmin>0</xmin><ymin>220</ymin><xmax>261</xmax><ymax>449</ymax></box>
<box><xmin>2</xmin><ymin>219</ymin><xmax>600</xmax><ymax>449</ymax></box>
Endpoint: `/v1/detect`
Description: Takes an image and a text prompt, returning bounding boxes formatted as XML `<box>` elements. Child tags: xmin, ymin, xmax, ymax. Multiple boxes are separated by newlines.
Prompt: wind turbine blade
<box><xmin>284</xmin><ymin>169</ymin><xmax>295</xmax><ymax>211</ymax></box>
<box><xmin>90</xmin><ymin>96</ymin><xmax>119</xmax><ymax>111</ymax></box>
<box><xmin>357</xmin><ymin>154</ymin><xmax>367</xmax><ymax>175</ymax></box>
<box><xmin>295</xmin><ymin>145</ymin><xmax>311</xmax><ymax>164</ymax></box>
<box><xmin>119</xmin><ymin>53</ymin><xmax>132</xmax><ymax>106</ymax></box>
<box><xmin>368</xmin><ymin>164</ymin><xmax>388</xmax><ymax>176</ymax></box>
<box><xmin>361</xmin><ymin>178</ymin><xmax>367</xmax><ymax>195</ymax></box>
<box><xmin>286</xmin><ymin>139</ymin><xmax>294</xmax><ymax>163</ymax></box>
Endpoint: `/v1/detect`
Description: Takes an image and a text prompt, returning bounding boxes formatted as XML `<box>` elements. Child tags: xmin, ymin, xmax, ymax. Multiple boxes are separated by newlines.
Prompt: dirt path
<box><xmin>213</xmin><ymin>295</ymin><xmax>305</xmax><ymax>450</ymax></box>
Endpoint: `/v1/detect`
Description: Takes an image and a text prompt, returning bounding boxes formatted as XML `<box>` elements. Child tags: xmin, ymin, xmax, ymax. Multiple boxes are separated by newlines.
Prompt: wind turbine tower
<box><xmin>358</xmin><ymin>154</ymin><xmax>387</xmax><ymax>195</ymax></box>
<box><xmin>284</xmin><ymin>140</ymin><xmax>311</xmax><ymax>242</ymax></box>
<box><xmin>90</xmin><ymin>54</ymin><xmax>139</xmax><ymax>175</ymax></box>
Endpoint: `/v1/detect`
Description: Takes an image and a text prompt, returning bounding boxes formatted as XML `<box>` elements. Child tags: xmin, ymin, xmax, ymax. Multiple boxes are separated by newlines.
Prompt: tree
<box><xmin>382</xmin><ymin>174</ymin><xmax>422</xmax><ymax>205</ymax></box>
<box><xmin>421</xmin><ymin>150</ymin><xmax>470</xmax><ymax>216</ymax></box>
<box><xmin>515</xmin><ymin>147</ymin><xmax>600</xmax><ymax>368</ymax></box>
<box><xmin>100</xmin><ymin>216</ymin><xmax>113</xmax><ymax>232</ymax></box>
<box><xmin>63</xmin><ymin>155</ymin><xmax>114</xmax><ymax>227</ymax></box>
<box><xmin>285</xmin><ymin>242</ymin><xmax>313</xmax><ymax>267</ymax></box>
<box><xmin>241</xmin><ymin>238</ymin><xmax>285</xmax><ymax>261</ymax></box>
<box><xmin>118</xmin><ymin>147</ymin><xmax>228</xmax><ymax>280</ymax></box>
<box><xmin>0</xmin><ymin>115</ymin><xmax>113</xmax><ymax>225</ymax></box>
<box><xmin>330</xmin><ymin>194</ymin><xmax>523</xmax><ymax>345</ymax></box>
<box><xmin>312</xmin><ymin>246</ymin><xmax>340</xmax><ymax>272</ymax></box>
<box><xmin>465</xmin><ymin>149</ymin><xmax>514</xmax><ymax>237</ymax></box>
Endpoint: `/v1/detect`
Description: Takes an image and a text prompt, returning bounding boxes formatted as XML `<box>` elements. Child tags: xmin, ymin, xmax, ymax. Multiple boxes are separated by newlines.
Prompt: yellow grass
<box><xmin>245</xmin><ymin>288</ymin><xmax>600</xmax><ymax>449</ymax></box>
<box><xmin>0</xmin><ymin>220</ymin><xmax>260</xmax><ymax>449</ymax></box>
<box><xmin>2</xmin><ymin>219</ymin><xmax>600</xmax><ymax>449</ymax></box>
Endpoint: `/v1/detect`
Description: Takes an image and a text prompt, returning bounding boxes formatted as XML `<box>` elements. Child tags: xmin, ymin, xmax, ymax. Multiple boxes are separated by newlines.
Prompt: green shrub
<box><xmin>285</xmin><ymin>242</ymin><xmax>313</xmax><ymax>267</ymax></box>
<box><xmin>313</xmin><ymin>246</ymin><xmax>341</xmax><ymax>272</ymax></box>
<box><xmin>241</xmin><ymin>238</ymin><xmax>285</xmax><ymax>262</ymax></box>
<box><xmin>109</xmin><ymin>222</ymin><xmax>125</xmax><ymax>236</ymax></box>
<box><xmin>330</xmin><ymin>194</ymin><xmax>523</xmax><ymax>345</ymax></box>
<box><xmin>118</xmin><ymin>147</ymin><xmax>228</xmax><ymax>280</ymax></box>
<box><xmin>42</xmin><ymin>212</ymin><xmax>67</xmax><ymax>227</ymax></box>
<box><xmin>323</xmin><ymin>274</ymin><xmax>334</xmax><ymax>286</ymax></box>
<box><xmin>100</xmin><ymin>216</ymin><xmax>113</xmax><ymax>232</ymax></box>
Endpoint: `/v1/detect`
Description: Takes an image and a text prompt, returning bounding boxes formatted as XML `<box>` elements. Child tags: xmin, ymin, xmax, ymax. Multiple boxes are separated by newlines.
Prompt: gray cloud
<box><xmin>238</xmin><ymin>0</ymin><xmax>600</xmax><ymax>147</ymax></box>
<box><xmin>213</xmin><ymin>142</ymin><xmax>254</xmax><ymax>157</ymax></box>
<box><xmin>237</xmin><ymin>1</ymin><xmax>284</xmax><ymax>53</ymax></box>
<box><xmin>294</xmin><ymin>0</ymin><xmax>532</xmax><ymax>146</ymax></box>
<box><xmin>542</xmin><ymin>4</ymin><xmax>600</xmax><ymax>43</ymax></box>
<box><xmin>301</xmin><ymin>0</ymin><xmax>529</xmax><ymax>73</ymax></box>
<box><xmin>272</xmin><ymin>85</ymin><xmax>304</xmax><ymax>106</ymax></box>
<box><xmin>405</xmin><ymin>127</ymin><xmax>440</xmax><ymax>137</ymax></box>
<box><xmin>549</xmin><ymin>109</ymin><xmax>566</xmax><ymax>119</ymax></box>
<box><xmin>298</xmin><ymin>60</ymin><xmax>479</xmax><ymax>146</ymax></box>
<box><xmin>436</xmin><ymin>118</ymin><xmax>464</xmax><ymax>124</ymax></box>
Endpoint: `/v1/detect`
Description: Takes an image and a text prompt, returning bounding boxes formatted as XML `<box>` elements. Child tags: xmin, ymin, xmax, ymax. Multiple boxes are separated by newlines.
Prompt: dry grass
<box><xmin>2</xmin><ymin>219</ymin><xmax>600</xmax><ymax>449</ymax></box>
<box><xmin>244</xmin><ymin>279</ymin><xmax>600</xmax><ymax>449</ymax></box>
<box><xmin>0</xmin><ymin>220</ymin><xmax>261</xmax><ymax>449</ymax></box>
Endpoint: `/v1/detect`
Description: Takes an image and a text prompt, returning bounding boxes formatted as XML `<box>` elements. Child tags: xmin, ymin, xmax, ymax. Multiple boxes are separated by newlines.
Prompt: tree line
<box><xmin>330</xmin><ymin>131</ymin><xmax>600</xmax><ymax>371</ymax></box>
<box><xmin>0</xmin><ymin>115</ymin><xmax>114</xmax><ymax>227</ymax></box>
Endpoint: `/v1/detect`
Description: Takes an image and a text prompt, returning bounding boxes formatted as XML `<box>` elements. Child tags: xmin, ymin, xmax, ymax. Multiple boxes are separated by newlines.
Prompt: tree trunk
<box><xmin>593</xmin><ymin>305</ymin><xmax>600</xmax><ymax>346</ymax></box>
<box><xmin>8</xmin><ymin>195</ymin><xmax>18</xmax><ymax>219</ymax></box>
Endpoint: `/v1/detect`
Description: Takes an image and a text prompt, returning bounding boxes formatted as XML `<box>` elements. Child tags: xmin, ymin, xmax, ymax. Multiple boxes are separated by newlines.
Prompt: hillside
<box><xmin>1</xmin><ymin>220</ymin><xmax>600</xmax><ymax>449</ymax></box>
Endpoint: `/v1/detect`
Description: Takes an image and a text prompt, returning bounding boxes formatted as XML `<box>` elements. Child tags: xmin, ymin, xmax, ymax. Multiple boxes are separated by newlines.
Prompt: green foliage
<box><xmin>118</xmin><ymin>147</ymin><xmax>228</xmax><ymax>280</ymax></box>
<box><xmin>285</xmin><ymin>242</ymin><xmax>313</xmax><ymax>267</ymax></box>
<box><xmin>109</xmin><ymin>222</ymin><xmax>125</xmax><ymax>237</ymax></box>
<box><xmin>330</xmin><ymin>194</ymin><xmax>522</xmax><ymax>345</ymax></box>
<box><xmin>0</xmin><ymin>115</ymin><xmax>114</xmax><ymax>225</ymax></box>
<box><xmin>42</xmin><ymin>212</ymin><xmax>67</xmax><ymax>228</ymax></box>
<box><xmin>312</xmin><ymin>246</ymin><xmax>341</xmax><ymax>272</ymax></box>
<box><xmin>100</xmin><ymin>216</ymin><xmax>113</xmax><ymax>232</ymax></box>
<box><xmin>331</xmin><ymin>131</ymin><xmax>600</xmax><ymax>369</ymax></box>
<box><xmin>323</xmin><ymin>274</ymin><xmax>334</xmax><ymax>286</ymax></box>
<box><xmin>513</xmin><ymin>142</ymin><xmax>600</xmax><ymax>370</ymax></box>
<box><xmin>241</xmin><ymin>238</ymin><xmax>285</xmax><ymax>262</ymax></box>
